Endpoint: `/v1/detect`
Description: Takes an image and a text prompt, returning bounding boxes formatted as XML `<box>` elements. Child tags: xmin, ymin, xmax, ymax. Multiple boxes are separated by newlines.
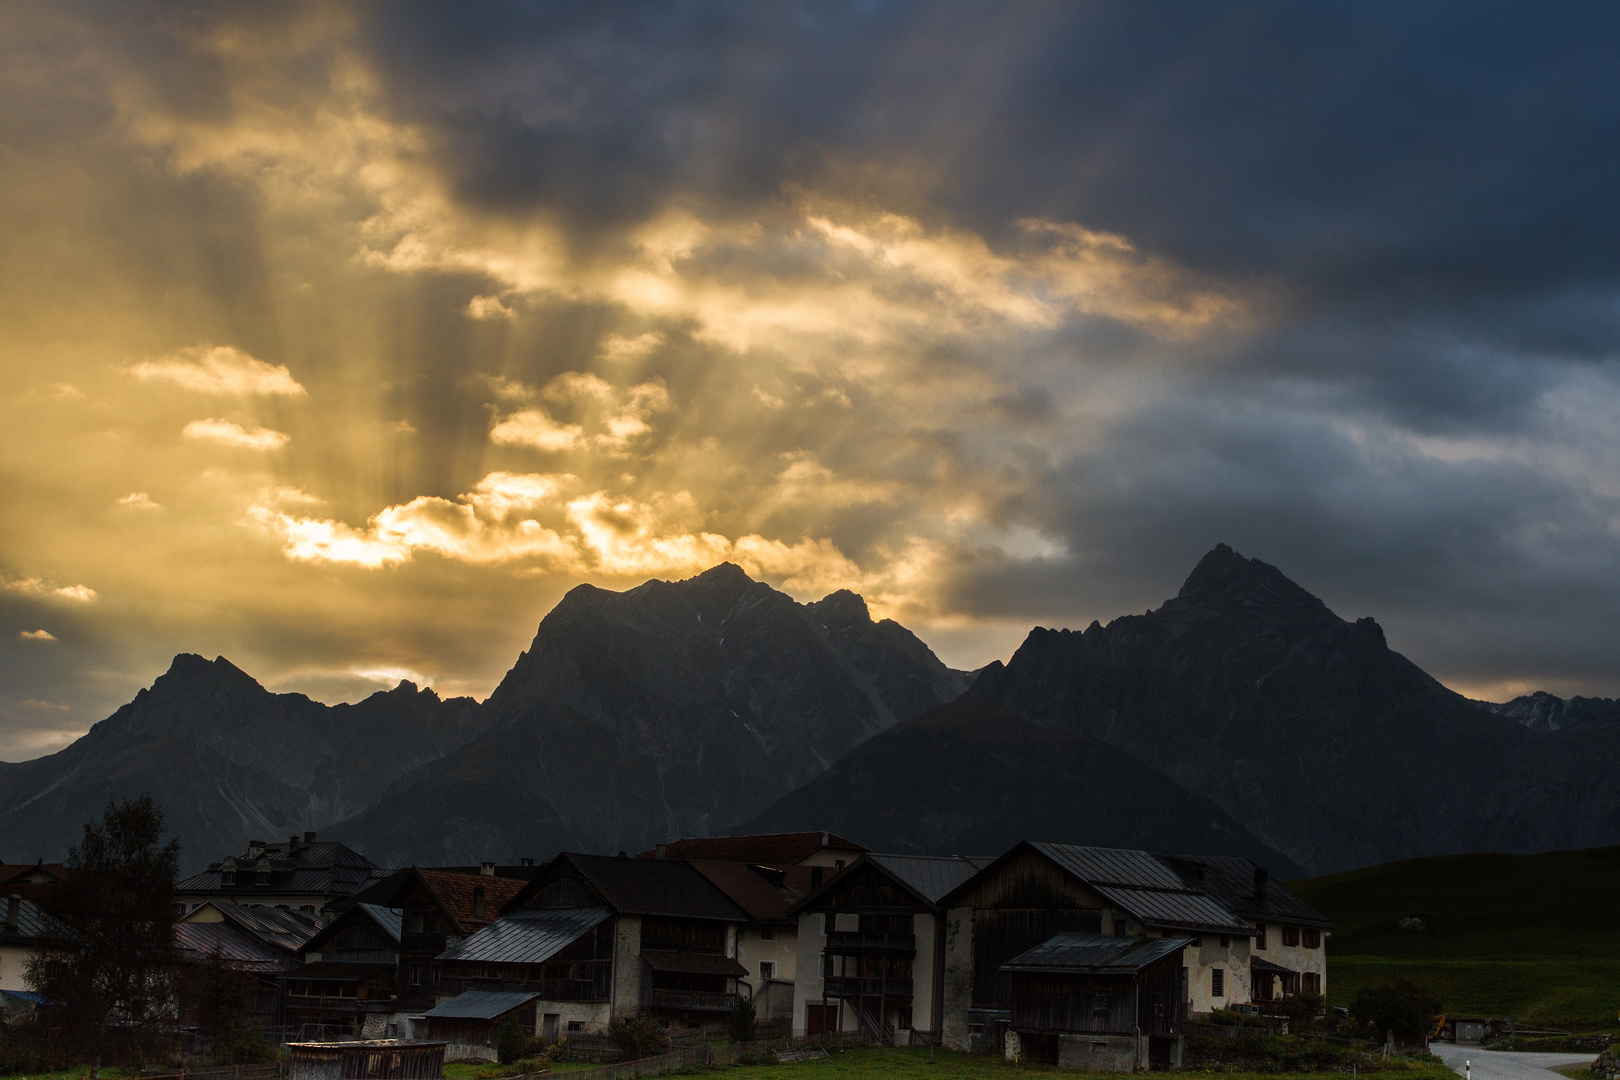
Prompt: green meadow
<box><xmin>1288</xmin><ymin>846</ymin><xmax>1620</xmax><ymax>1030</ymax></box>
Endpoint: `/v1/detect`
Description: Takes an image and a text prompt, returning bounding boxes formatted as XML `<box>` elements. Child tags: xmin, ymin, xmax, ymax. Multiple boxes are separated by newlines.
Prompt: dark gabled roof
<box><xmin>299</xmin><ymin>903</ymin><xmax>402</xmax><ymax>955</ymax></box>
<box><xmin>0</xmin><ymin>861</ymin><xmax>68</xmax><ymax>885</ymax></box>
<box><xmin>437</xmin><ymin>907</ymin><xmax>610</xmax><ymax>966</ymax></box>
<box><xmin>1002</xmin><ymin>932</ymin><xmax>1188</xmax><ymax>975</ymax></box>
<box><xmin>788</xmin><ymin>853</ymin><xmax>995</xmax><ymax>916</ymax></box>
<box><xmin>175</xmin><ymin>922</ymin><xmax>287</xmax><ymax>973</ymax></box>
<box><xmin>186</xmin><ymin>902</ymin><xmax>320</xmax><ymax>955</ymax></box>
<box><xmin>1153</xmin><ymin>853</ymin><xmax>1334</xmax><ymax>929</ymax></box>
<box><xmin>688</xmin><ymin>862</ymin><xmax>812</xmax><ymax>924</ymax></box>
<box><xmin>0</xmin><ymin>897</ymin><xmax>78</xmax><ymax>947</ymax></box>
<box><xmin>640</xmin><ymin>833</ymin><xmax>866</xmax><ymax>865</ymax></box>
<box><xmin>423</xmin><ymin>990</ymin><xmax>538</xmax><ymax>1020</ymax></box>
<box><xmin>503</xmin><ymin>855</ymin><xmax>749</xmax><ymax>922</ymax></box>
<box><xmin>939</xmin><ymin>842</ymin><xmax>1253</xmax><ymax>935</ymax></box>
<box><xmin>177</xmin><ymin>839</ymin><xmax>378</xmax><ymax>900</ymax></box>
<box><xmin>280</xmin><ymin>961</ymin><xmax>393</xmax><ymax>982</ymax></box>
<box><xmin>870</xmin><ymin>855</ymin><xmax>995</xmax><ymax>904</ymax></box>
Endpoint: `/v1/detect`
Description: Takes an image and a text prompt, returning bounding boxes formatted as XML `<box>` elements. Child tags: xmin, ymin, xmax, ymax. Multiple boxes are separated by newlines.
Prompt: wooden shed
<box><xmin>286</xmin><ymin>1041</ymin><xmax>445</xmax><ymax>1080</ymax></box>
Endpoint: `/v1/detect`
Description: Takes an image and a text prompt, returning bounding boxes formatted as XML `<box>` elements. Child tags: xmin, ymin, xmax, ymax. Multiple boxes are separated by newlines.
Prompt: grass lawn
<box><xmin>0</xmin><ymin>1069</ymin><xmax>143</xmax><ymax>1080</ymax></box>
<box><xmin>1288</xmin><ymin>846</ymin><xmax>1620</xmax><ymax>1031</ymax></box>
<box><xmin>704</xmin><ymin>1045</ymin><xmax>1459</xmax><ymax>1080</ymax></box>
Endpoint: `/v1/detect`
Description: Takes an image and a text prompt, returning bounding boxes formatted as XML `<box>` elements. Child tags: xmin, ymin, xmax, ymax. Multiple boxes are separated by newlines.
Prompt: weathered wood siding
<box><xmin>1008</xmin><ymin>953</ymin><xmax>1182</xmax><ymax>1038</ymax></box>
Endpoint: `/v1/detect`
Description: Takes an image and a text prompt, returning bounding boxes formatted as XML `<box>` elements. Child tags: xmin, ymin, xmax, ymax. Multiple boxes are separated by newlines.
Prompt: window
<box><xmin>818</xmin><ymin>952</ymin><xmax>827</xmax><ymax>978</ymax></box>
<box><xmin>760</xmin><ymin>961</ymin><xmax>776</xmax><ymax>981</ymax></box>
<box><xmin>1282</xmin><ymin>926</ymin><xmax>1300</xmax><ymax>947</ymax></box>
<box><xmin>1302</xmin><ymin>928</ymin><xmax>1321</xmax><ymax>949</ymax></box>
<box><xmin>1303</xmin><ymin>972</ymin><xmax>1321</xmax><ymax>994</ymax></box>
<box><xmin>431</xmin><ymin>964</ymin><xmax>441</xmax><ymax>986</ymax></box>
<box><xmin>835</xmin><ymin>860</ymin><xmax>846</xmax><ymax>870</ymax></box>
<box><xmin>567</xmin><ymin>1021</ymin><xmax>584</xmax><ymax>1034</ymax></box>
<box><xmin>896</xmin><ymin>1008</ymin><xmax>912</xmax><ymax>1030</ymax></box>
<box><xmin>1152</xmin><ymin>992</ymin><xmax>1167</xmax><ymax>1018</ymax></box>
<box><xmin>409</xmin><ymin>964</ymin><xmax>422</xmax><ymax>987</ymax></box>
<box><xmin>1219</xmin><ymin>935</ymin><xmax>1230</xmax><ymax>948</ymax></box>
<box><xmin>759</xmin><ymin>926</ymin><xmax>775</xmax><ymax>940</ymax></box>
<box><xmin>221</xmin><ymin>870</ymin><xmax>236</xmax><ymax>886</ymax></box>
<box><xmin>1253</xmin><ymin>922</ymin><xmax>1267</xmax><ymax>950</ymax></box>
<box><xmin>1091</xmin><ymin>992</ymin><xmax>1110</xmax><ymax>1017</ymax></box>
<box><xmin>1211</xmin><ymin>968</ymin><xmax>1225</xmax><ymax>998</ymax></box>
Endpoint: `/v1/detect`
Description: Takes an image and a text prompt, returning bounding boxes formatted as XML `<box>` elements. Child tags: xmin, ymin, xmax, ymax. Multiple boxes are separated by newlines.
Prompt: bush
<box><xmin>729</xmin><ymin>997</ymin><xmax>757</xmax><ymax>1043</ymax></box>
<box><xmin>1283</xmin><ymin>991</ymin><xmax>1328</xmax><ymax>1031</ymax></box>
<box><xmin>1351</xmin><ymin>979</ymin><xmax>1443</xmax><ymax>1044</ymax></box>
<box><xmin>607</xmin><ymin>1015</ymin><xmax>669</xmax><ymax>1061</ymax></box>
<box><xmin>497</xmin><ymin>1017</ymin><xmax>529</xmax><ymax>1065</ymax></box>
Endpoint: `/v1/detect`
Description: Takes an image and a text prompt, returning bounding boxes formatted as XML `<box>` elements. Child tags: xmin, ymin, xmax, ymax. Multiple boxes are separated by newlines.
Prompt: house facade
<box><xmin>0</xmin><ymin>894</ymin><xmax>76</xmax><ymax>993</ymax></box>
<box><xmin>788</xmin><ymin>853</ymin><xmax>993</xmax><ymax>1043</ymax></box>
<box><xmin>430</xmin><ymin>854</ymin><xmax>750</xmax><ymax>1039</ymax></box>
<box><xmin>936</xmin><ymin>842</ymin><xmax>1324</xmax><ymax>1063</ymax></box>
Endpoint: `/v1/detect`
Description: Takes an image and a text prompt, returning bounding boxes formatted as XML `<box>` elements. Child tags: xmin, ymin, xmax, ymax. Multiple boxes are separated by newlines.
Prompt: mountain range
<box><xmin>2</xmin><ymin>545</ymin><xmax>1617</xmax><ymax>876</ymax></box>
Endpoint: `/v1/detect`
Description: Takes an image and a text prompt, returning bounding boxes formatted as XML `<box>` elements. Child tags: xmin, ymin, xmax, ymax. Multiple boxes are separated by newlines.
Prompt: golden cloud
<box><xmin>131</xmin><ymin>345</ymin><xmax>307</xmax><ymax>396</ymax></box>
<box><xmin>2</xmin><ymin>575</ymin><xmax>97</xmax><ymax>602</ymax></box>
<box><xmin>183</xmin><ymin>418</ymin><xmax>291</xmax><ymax>451</ymax></box>
<box><xmin>19</xmin><ymin>630</ymin><xmax>57</xmax><ymax>641</ymax></box>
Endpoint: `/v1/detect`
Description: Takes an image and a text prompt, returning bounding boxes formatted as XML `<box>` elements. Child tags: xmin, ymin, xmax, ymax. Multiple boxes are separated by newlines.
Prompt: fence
<box><xmin>140</xmin><ymin>1065</ymin><xmax>282</xmax><ymax>1080</ymax></box>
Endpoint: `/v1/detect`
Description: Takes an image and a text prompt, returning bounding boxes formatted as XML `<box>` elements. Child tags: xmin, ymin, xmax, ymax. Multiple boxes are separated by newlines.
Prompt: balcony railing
<box><xmin>824</xmin><ymin>931</ymin><xmax>916</xmax><ymax>954</ymax></box>
<box><xmin>642</xmin><ymin>989</ymin><xmax>737</xmax><ymax>1012</ymax></box>
<box><xmin>822</xmin><ymin>975</ymin><xmax>913</xmax><ymax>1001</ymax></box>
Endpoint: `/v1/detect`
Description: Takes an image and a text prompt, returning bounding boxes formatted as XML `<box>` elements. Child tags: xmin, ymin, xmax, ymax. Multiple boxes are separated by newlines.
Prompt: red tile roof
<box><xmin>418</xmin><ymin>870</ymin><xmax>526</xmax><ymax>934</ymax></box>
<box><xmin>639</xmin><ymin>832</ymin><xmax>865</xmax><ymax>865</ymax></box>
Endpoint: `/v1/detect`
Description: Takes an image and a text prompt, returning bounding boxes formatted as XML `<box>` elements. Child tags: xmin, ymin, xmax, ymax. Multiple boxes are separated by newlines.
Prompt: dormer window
<box><xmin>257</xmin><ymin>869</ymin><xmax>271</xmax><ymax>886</ymax></box>
<box><xmin>221</xmin><ymin>870</ymin><xmax>236</xmax><ymax>886</ymax></box>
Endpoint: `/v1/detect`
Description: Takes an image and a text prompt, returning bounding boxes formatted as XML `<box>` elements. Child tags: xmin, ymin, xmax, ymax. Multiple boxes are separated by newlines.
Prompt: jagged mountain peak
<box><xmin>152</xmin><ymin>653</ymin><xmax>264</xmax><ymax>695</ymax></box>
<box><xmin>1169</xmin><ymin>543</ymin><xmax>1334</xmax><ymax>623</ymax></box>
<box><xmin>807</xmin><ymin>588</ymin><xmax>872</xmax><ymax>628</ymax></box>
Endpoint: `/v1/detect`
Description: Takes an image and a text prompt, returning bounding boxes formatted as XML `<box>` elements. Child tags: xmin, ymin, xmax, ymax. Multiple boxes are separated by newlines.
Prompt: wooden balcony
<box><xmin>822</xmin><ymin>975</ymin><xmax>913</xmax><ymax>1001</ymax></box>
<box><xmin>439</xmin><ymin>975</ymin><xmax>608</xmax><ymax>1002</ymax></box>
<box><xmin>642</xmin><ymin>988</ymin><xmax>737</xmax><ymax>1012</ymax></box>
<box><xmin>824</xmin><ymin>931</ymin><xmax>916</xmax><ymax>954</ymax></box>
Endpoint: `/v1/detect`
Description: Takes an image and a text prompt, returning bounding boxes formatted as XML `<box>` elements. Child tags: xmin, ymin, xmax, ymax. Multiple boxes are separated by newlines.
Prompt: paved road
<box><xmin>1432</xmin><ymin>1042</ymin><xmax>1597</xmax><ymax>1080</ymax></box>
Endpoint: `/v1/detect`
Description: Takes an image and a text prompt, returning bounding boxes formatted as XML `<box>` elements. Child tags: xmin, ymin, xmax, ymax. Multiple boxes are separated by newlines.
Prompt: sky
<box><xmin>3</xmin><ymin>1</ymin><xmax>1620</xmax><ymax>761</ymax></box>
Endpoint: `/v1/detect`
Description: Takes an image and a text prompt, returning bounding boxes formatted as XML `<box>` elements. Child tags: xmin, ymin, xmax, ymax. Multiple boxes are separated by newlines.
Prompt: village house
<box><xmin>429</xmin><ymin>853</ymin><xmax>751</xmax><ymax>1045</ymax></box>
<box><xmin>176</xmin><ymin>834</ymin><xmax>379</xmax><ymax>922</ymax></box>
<box><xmin>1153</xmin><ymin>854</ymin><xmax>1332</xmax><ymax>1004</ymax></box>
<box><xmin>342</xmin><ymin>865</ymin><xmax>529</xmax><ymax>1028</ymax></box>
<box><xmin>174</xmin><ymin>915</ymin><xmax>290</xmax><ymax>1033</ymax></box>
<box><xmin>938</xmin><ymin>843</ymin><xmax>1256</xmax><ymax>1060</ymax></box>
<box><xmin>279</xmin><ymin>903</ymin><xmax>403</xmax><ymax>1039</ymax></box>
<box><xmin>788</xmin><ymin>852</ymin><xmax>994</xmax><ymax>1044</ymax></box>
<box><xmin>0</xmin><ymin>893</ymin><xmax>77</xmax><ymax>997</ymax></box>
<box><xmin>180</xmin><ymin>901</ymin><xmax>321</xmax><ymax>963</ymax></box>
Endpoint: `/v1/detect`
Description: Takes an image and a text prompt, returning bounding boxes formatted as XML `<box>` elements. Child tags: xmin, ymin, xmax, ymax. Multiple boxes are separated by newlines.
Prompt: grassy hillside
<box><xmin>1289</xmin><ymin>846</ymin><xmax>1620</xmax><ymax>1030</ymax></box>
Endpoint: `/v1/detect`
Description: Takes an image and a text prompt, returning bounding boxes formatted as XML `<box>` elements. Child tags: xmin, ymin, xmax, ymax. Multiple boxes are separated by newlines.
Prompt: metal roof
<box><xmin>504</xmin><ymin>855</ymin><xmax>749</xmax><ymax>922</ymax></box>
<box><xmin>867</xmin><ymin>854</ymin><xmax>996</xmax><ymax>905</ymax></box>
<box><xmin>194</xmin><ymin>902</ymin><xmax>321</xmax><ymax>954</ymax></box>
<box><xmin>1250</xmin><ymin>955</ymin><xmax>1296</xmax><ymax>976</ymax></box>
<box><xmin>0</xmin><ymin>897</ymin><xmax>78</xmax><ymax>946</ymax></box>
<box><xmin>1030</xmin><ymin>843</ymin><xmax>1253</xmax><ymax>934</ymax></box>
<box><xmin>175</xmin><ymin>921</ymin><xmax>287</xmax><ymax>973</ymax></box>
<box><xmin>423</xmin><ymin>990</ymin><xmax>539</xmax><ymax>1020</ymax></box>
<box><xmin>1002</xmin><ymin>932</ymin><xmax>1189</xmax><ymax>975</ymax></box>
<box><xmin>354</xmin><ymin>904</ymin><xmax>404</xmax><ymax>943</ymax></box>
<box><xmin>1152</xmin><ymin>853</ymin><xmax>1334</xmax><ymax>929</ymax></box>
<box><xmin>640</xmin><ymin>950</ymin><xmax>749</xmax><ymax>977</ymax></box>
<box><xmin>437</xmin><ymin>907</ymin><xmax>609</xmax><ymax>965</ymax></box>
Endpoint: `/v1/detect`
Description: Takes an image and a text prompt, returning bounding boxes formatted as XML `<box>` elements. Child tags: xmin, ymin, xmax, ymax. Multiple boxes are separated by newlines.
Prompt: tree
<box><xmin>728</xmin><ymin>996</ymin><xmax>757</xmax><ymax>1043</ymax></box>
<box><xmin>1351</xmin><ymin>979</ymin><xmax>1442</xmax><ymax>1044</ymax></box>
<box><xmin>1282</xmin><ymin>989</ymin><xmax>1326</xmax><ymax>1031</ymax></box>
<box><xmin>497</xmin><ymin>1016</ymin><xmax>529</xmax><ymax>1064</ymax></box>
<box><xmin>28</xmin><ymin>795</ymin><xmax>182</xmax><ymax>1069</ymax></box>
<box><xmin>178</xmin><ymin>948</ymin><xmax>272</xmax><ymax>1064</ymax></box>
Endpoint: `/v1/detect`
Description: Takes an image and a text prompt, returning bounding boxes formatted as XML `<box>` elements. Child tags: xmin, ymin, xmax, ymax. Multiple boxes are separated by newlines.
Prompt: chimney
<box><xmin>479</xmin><ymin>861</ymin><xmax>495</xmax><ymax>876</ymax></box>
<box><xmin>655</xmin><ymin>845</ymin><xmax>667</xmax><ymax>860</ymax></box>
<box><xmin>1253</xmin><ymin>866</ymin><xmax>1270</xmax><ymax>906</ymax></box>
<box><xmin>248</xmin><ymin>839</ymin><xmax>265</xmax><ymax>859</ymax></box>
<box><xmin>519</xmin><ymin>858</ymin><xmax>533</xmax><ymax>867</ymax></box>
<box><xmin>821</xmin><ymin>832</ymin><xmax>829</xmax><ymax>847</ymax></box>
<box><xmin>810</xmin><ymin>867</ymin><xmax>823</xmax><ymax>891</ymax></box>
<box><xmin>6</xmin><ymin>894</ymin><xmax>18</xmax><ymax>933</ymax></box>
<box><xmin>289</xmin><ymin>835</ymin><xmax>301</xmax><ymax>853</ymax></box>
<box><xmin>304</xmin><ymin>831</ymin><xmax>317</xmax><ymax>844</ymax></box>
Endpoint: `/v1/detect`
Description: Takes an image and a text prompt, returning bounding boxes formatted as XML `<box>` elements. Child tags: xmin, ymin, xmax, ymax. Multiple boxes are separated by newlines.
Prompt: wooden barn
<box><xmin>1000</xmin><ymin>933</ymin><xmax>1186</xmax><ymax>1070</ymax></box>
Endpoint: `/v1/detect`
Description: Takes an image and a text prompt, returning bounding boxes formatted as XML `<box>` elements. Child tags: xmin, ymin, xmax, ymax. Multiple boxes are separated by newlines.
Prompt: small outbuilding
<box><xmin>1000</xmin><ymin>932</ymin><xmax>1187</xmax><ymax>1072</ymax></box>
<box><xmin>422</xmin><ymin>990</ymin><xmax>539</xmax><ymax>1062</ymax></box>
<box><xmin>286</xmin><ymin>1040</ymin><xmax>445</xmax><ymax>1080</ymax></box>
